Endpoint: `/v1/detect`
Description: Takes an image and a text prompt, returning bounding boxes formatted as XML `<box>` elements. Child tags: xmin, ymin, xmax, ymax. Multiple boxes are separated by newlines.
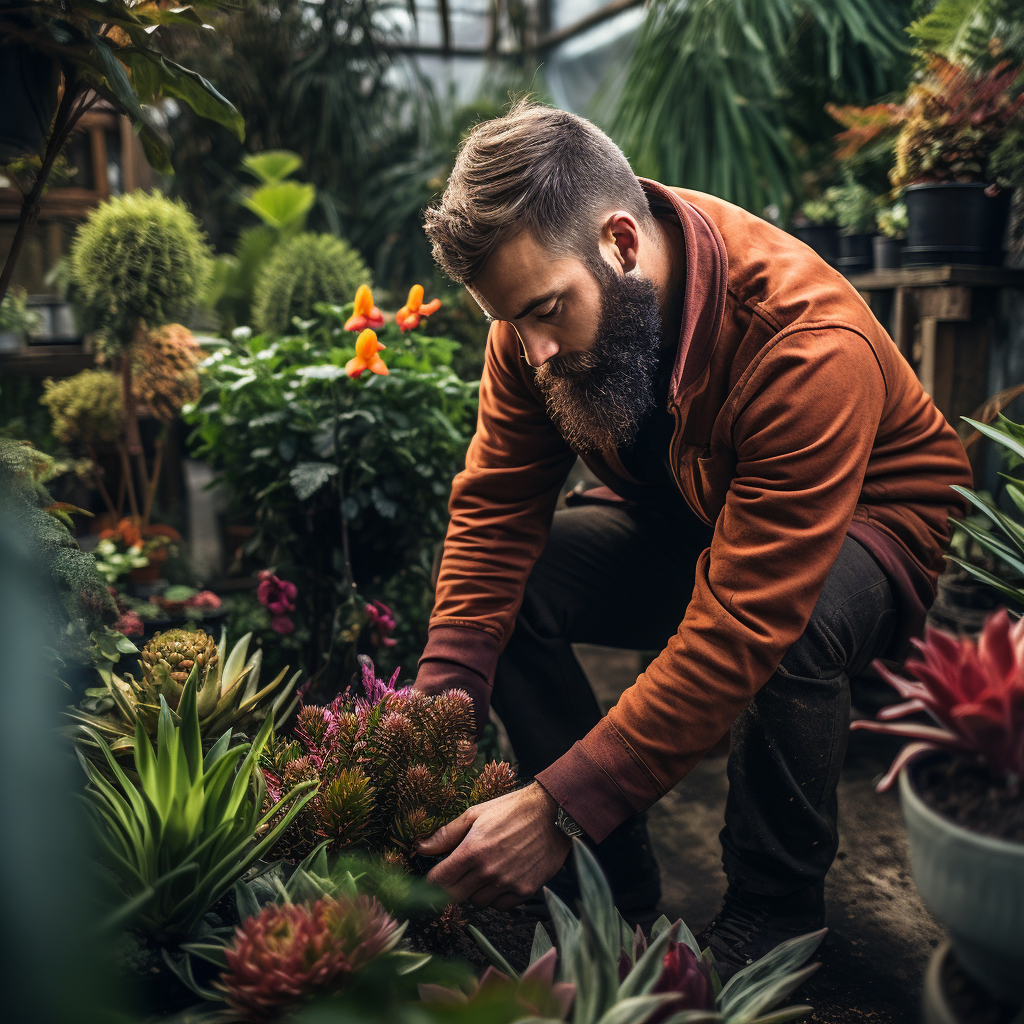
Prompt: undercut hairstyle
<box><xmin>424</xmin><ymin>101</ymin><xmax>655</xmax><ymax>285</ymax></box>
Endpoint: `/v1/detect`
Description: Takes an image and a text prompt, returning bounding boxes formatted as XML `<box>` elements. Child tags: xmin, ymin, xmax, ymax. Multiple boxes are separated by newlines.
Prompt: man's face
<box><xmin>469</xmin><ymin>229</ymin><xmax>666</xmax><ymax>453</ymax></box>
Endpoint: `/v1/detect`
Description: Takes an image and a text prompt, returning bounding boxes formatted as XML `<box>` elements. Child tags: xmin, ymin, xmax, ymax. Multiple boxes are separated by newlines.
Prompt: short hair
<box><xmin>424</xmin><ymin>101</ymin><xmax>654</xmax><ymax>284</ymax></box>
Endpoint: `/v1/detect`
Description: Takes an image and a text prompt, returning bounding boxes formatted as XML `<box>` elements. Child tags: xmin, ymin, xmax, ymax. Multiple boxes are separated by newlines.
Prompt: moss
<box><xmin>251</xmin><ymin>232</ymin><xmax>371</xmax><ymax>335</ymax></box>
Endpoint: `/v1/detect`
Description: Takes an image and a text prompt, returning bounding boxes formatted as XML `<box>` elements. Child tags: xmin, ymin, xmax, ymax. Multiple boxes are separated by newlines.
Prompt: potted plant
<box><xmin>790</xmin><ymin>197</ymin><xmax>840</xmax><ymax>266</ymax></box>
<box><xmin>892</xmin><ymin>56</ymin><xmax>1024</xmax><ymax>266</ymax></box>
<box><xmin>825</xmin><ymin>177</ymin><xmax>879</xmax><ymax>275</ymax></box>
<box><xmin>874</xmin><ymin>201</ymin><xmax>908</xmax><ymax>269</ymax></box>
<box><xmin>851</xmin><ymin>609</ymin><xmax>1024</xmax><ymax>1004</ymax></box>
<box><xmin>0</xmin><ymin>286</ymin><xmax>40</xmax><ymax>350</ymax></box>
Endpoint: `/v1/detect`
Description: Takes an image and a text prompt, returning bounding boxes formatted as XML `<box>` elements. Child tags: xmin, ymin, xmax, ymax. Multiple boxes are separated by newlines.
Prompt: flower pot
<box><xmin>873</xmin><ymin>235</ymin><xmax>905</xmax><ymax>270</ymax></box>
<box><xmin>903</xmin><ymin>183</ymin><xmax>1012</xmax><ymax>267</ymax></box>
<box><xmin>790</xmin><ymin>224</ymin><xmax>840</xmax><ymax>266</ymax></box>
<box><xmin>836</xmin><ymin>232</ymin><xmax>876</xmax><ymax>275</ymax></box>
<box><xmin>923</xmin><ymin>940</ymin><xmax>1022</xmax><ymax>1024</ymax></box>
<box><xmin>0</xmin><ymin>40</ymin><xmax>60</xmax><ymax>161</ymax></box>
<box><xmin>900</xmin><ymin>764</ymin><xmax>1024</xmax><ymax>1003</ymax></box>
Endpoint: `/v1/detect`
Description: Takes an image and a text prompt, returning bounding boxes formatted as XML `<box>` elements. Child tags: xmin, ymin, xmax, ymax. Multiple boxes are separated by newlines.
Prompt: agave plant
<box><xmin>851</xmin><ymin>609</ymin><xmax>1024</xmax><ymax>790</ymax></box>
<box><xmin>469</xmin><ymin>842</ymin><xmax>825</xmax><ymax>1024</ymax></box>
<box><xmin>78</xmin><ymin>669</ymin><xmax>317</xmax><ymax>942</ymax></box>
<box><xmin>69</xmin><ymin>627</ymin><xmax>300</xmax><ymax>754</ymax></box>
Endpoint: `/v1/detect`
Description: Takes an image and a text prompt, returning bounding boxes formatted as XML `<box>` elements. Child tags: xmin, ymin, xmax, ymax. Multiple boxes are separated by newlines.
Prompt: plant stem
<box><xmin>142</xmin><ymin>434</ymin><xmax>165</xmax><ymax>527</ymax></box>
<box><xmin>117</xmin><ymin>442</ymin><xmax>140</xmax><ymax>521</ymax></box>
<box><xmin>86</xmin><ymin>444</ymin><xmax>118</xmax><ymax>519</ymax></box>
<box><xmin>120</xmin><ymin>336</ymin><xmax>144</xmax><ymax>457</ymax></box>
<box><xmin>331</xmin><ymin>382</ymin><xmax>356</xmax><ymax>595</ymax></box>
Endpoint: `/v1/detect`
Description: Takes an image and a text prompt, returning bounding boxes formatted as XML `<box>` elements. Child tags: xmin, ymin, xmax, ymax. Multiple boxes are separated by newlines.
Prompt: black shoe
<box><xmin>536</xmin><ymin>815</ymin><xmax>662</xmax><ymax>921</ymax></box>
<box><xmin>696</xmin><ymin>881</ymin><xmax>826</xmax><ymax>983</ymax></box>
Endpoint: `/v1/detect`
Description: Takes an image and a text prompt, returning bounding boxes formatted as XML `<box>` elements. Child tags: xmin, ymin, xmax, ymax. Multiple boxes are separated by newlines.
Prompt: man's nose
<box><xmin>517</xmin><ymin>329</ymin><xmax>560</xmax><ymax>368</ymax></box>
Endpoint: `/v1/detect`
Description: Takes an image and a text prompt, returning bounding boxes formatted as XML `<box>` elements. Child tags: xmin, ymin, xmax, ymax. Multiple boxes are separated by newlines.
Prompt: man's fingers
<box><xmin>418</xmin><ymin>810</ymin><xmax>474</xmax><ymax>857</ymax></box>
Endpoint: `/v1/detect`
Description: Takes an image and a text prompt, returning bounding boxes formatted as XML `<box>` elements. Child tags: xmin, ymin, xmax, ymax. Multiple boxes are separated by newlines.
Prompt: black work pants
<box><xmin>490</xmin><ymin>497</ymin><xmax>897</xmax><ymax>896</ymax></box>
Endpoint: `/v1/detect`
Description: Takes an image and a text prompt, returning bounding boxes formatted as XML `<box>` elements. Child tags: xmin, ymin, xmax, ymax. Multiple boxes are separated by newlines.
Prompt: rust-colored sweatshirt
<box><xmin>414</xmin><ymin>182</ymin><xmax>973</xmax><ymax>842</ymax></box>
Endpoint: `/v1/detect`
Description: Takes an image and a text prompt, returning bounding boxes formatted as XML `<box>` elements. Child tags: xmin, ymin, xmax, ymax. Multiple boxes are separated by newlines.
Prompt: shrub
<box><xmin>40</xmin><ymin>370</ymin><xmax>123</xmax><ymax>448</ymax></box>
<box><xmin>252</xmin><ymin>232</ymin><xmax>371</xmax><ymax>335</ymax></box>
<box><xmin>69</xmin><ymin>190</ymin><xmax>213</xmax><ymax>342</ymax></box>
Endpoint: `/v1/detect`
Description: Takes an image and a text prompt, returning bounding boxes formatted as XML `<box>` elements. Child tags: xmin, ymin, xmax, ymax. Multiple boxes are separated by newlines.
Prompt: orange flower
<box><xmin>395</xmin><ymin>284</ymin><xmax>441</xmax><ymax>332</ymax></box>
<box><xmin>344</xmin><ymin>284</ymin><xmax>385</xmax><ymax>332</ymax></box>
<box><xmin>346</xmin><ymin>329</ymin><xmax>389</xmax><ymax>378</ymax></box>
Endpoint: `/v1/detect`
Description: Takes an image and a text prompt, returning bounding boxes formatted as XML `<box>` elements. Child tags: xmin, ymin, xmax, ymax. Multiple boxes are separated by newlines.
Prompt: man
<box><xmin>411</xmin><ymin>102</ymin><xmax>973</xmax><ymax>976</ymax></box>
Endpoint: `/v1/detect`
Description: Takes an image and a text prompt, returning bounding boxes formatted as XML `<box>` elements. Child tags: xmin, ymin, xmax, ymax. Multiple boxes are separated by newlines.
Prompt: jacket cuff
<box><xmin>535</xmin><ymin>718</ymin><xmax>665</xmax><ymax>843</ymax></box>
<box><xmin>414</xmin><ymin>625</ymin><xmax>501</xmax><ymax>736</ymax></box>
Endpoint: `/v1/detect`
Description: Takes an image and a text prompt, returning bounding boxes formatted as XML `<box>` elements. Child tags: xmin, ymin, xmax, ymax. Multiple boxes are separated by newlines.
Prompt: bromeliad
<box><xmin>346</xmin><ymin>329</ymin><xmax>389</xmax><ymax>378</ymax></box>
<box><xmin>343</xmin><ymin>284</ymin><xmax>385</xmax><ymax>332</ymax></box>
<box><xmin>395</xmin><ymin>284</ymin><xmax>441</xmax><ymax>332</ymax></box>
<box><xmin>851</xmin><ymin>609</ymin><xmax>1024</xmax><ymax>790</ymax></box>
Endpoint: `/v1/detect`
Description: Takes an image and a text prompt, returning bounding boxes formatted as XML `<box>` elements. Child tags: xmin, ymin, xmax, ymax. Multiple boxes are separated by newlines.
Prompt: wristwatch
<box><xmin>554</xmin><ymin>804</ymin><xmax>585</xmax><ymax>840</ymax></box>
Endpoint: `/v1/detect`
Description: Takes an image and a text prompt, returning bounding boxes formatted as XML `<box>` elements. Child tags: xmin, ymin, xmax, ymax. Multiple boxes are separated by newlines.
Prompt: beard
<box><xmin>534</xmin><ymin>267</ymin><xmax>665</xmax><ymax>454</ymax></box>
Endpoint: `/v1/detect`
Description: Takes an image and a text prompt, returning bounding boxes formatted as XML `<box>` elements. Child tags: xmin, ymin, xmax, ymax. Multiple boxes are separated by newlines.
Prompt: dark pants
<box><xmin>490</xmin><ymin>498</ymin><xmax>897</xmax><ymax>896</ymax></box>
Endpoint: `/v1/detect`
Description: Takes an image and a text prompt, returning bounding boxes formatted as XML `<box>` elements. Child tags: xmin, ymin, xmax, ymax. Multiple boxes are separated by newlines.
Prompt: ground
<box><xmin>574</xmin><ymin>644</ymin><xmax>944</xmax><ymax>1024</ymax></box>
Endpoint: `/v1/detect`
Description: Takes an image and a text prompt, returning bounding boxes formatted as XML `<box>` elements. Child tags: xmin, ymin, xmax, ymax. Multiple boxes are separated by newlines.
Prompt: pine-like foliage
<box><xmin>69</xmin><ymin>190</ymin><xmax>213</xmax><ymax>343</ymax></box>
<box><xmin>251</xmin><ymin>232</ymin><xmax>371</xmax><ymax>336</ymax></box>
<box><xmin>0</xmin><ymin>439</ymin><xmax>116</xmax><ymax>660</ymax></box>
<box><xmin>262</xmin><ymin>657</ymin><xmax>516</xmax><ymax>864</ymax></box>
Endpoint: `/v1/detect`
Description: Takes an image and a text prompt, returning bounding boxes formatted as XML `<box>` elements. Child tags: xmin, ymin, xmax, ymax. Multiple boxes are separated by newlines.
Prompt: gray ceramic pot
<box><xmin>900</xmin><ymin>765</ymin><xmax>1024</xmax><ymax>1002</ymax></box>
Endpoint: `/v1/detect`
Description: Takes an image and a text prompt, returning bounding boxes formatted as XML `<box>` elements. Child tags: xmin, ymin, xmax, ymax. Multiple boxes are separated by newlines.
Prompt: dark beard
<box><xmin>534</xmin><ymin>269</ymin><xmax>665</xmax><ymax>453</ymax></box>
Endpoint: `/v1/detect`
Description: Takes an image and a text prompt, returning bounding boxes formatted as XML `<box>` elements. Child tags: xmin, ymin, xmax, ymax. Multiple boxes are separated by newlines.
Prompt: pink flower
<box><xmin>257</xmin><ymin>570</ymin><xmax>297</xmax><ymax>618</ymax></box>
<box><xmin>365</xmin><ymin>600</ymin><xmax>397</xmax><ymax>648</ymax></box>
<box><xmin>189</xmin><ymin>590</ymin><xmax>222</xmax><ymax>610</ymax></box>
<box><xmin>271</xmin><ymin>615</ymin><xmax>295</xmax><ymax>635</ymax></box>
<box><xmin>115</xmin><ymin>611</ymin><xmax>144</xmax><ymax>638</ymax></box>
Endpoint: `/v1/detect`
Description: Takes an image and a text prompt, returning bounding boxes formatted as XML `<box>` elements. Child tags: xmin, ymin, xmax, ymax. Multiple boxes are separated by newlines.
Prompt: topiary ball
<box><xmin>251</xmin><ymin>232</ymin><xmax>371</xmax><ymax>335</ymax></box>
<box><xmin>41</xmin><ymin>369</ymin><xmax>124</xmax><ymax>447</ymax></box>
<box><xmin>69</xmin><ymin>190</ymin><xmax>212</xmax><ymax>344</ymax></box>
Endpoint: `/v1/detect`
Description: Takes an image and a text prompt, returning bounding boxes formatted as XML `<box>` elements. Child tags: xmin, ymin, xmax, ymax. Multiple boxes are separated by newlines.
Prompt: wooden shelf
<box><xmin>0</xmin><ymin>344</ymin><xmax>94</xmax><ymax>376</ymax></box>
<box><xmin>847</xmin><ymin>265</ymin><xmax>1024</xmax><ymax>290</ymax></box>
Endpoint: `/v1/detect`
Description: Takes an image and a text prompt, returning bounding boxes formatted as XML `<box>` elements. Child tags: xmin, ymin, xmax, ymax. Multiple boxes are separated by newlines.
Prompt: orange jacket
<box><xmin>415</xmin><ymin>182</ymin><xmax>973</xmax><ymax>842</ymax></box>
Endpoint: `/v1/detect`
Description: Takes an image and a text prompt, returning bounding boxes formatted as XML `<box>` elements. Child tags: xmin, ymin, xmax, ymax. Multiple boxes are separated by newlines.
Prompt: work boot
<box><xmin>539</xmin><ymin>815</ymin><xmax>661</xmax><ymax>925</ymax></box>
<box><xmin>696</xmin><ymin>880</ymin><xmax>826</xmax><ymax>983</ymax></box>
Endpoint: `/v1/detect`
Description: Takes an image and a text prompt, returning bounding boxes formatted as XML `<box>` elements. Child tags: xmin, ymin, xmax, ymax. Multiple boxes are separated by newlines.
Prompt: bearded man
<box><xmin>411</xmin><ymin>101</ymin><xmax>973</xmax><ymax>977</ymax></box>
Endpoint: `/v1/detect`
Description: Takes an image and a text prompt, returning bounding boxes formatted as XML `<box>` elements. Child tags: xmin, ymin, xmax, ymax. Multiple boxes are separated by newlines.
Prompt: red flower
<box><xmin>344</xmin><ymin>284</ymin><xmax>385</xmax><ymax>332</ymax></box>
<box><xmin>257</xmin><ymin>570</ymin><xmax>297</xmax><ymax>614</ymax></box>
<box><xmin>851</xmin><ymin>609</ymin><xmax>1024</xmax><ymax>789</ymax></box>
<box><xmin>395</xmin><ymin>284</ymin><xmax>441</xmax><ymax>332</ymax></box>
<box><xmin>114</xmin><ymin>611</ymin><xmax>144</xmax><ymax>637</ymax></box>
<box><xmin>271</xmin><ymin>615</ymin><xmax>296</xmax><ymax>635</ymax></box>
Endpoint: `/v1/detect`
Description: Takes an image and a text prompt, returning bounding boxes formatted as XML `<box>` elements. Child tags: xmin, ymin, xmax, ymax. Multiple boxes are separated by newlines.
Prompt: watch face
<box><xmin>556</xmin><ymin>807</ymin><xmax>584</xmax><ymax>839</ymax></box>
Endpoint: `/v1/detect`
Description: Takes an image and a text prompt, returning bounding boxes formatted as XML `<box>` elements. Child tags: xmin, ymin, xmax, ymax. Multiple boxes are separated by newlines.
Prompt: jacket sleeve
<box><xmin>536</xmin><ymin>327</ymin><xmax>887</xmax><ymax>841</ymax></box>
<box><xmin>414</xmin><ymin>321</ymin><xmax>577</xmax><ymax>732</ymax></box>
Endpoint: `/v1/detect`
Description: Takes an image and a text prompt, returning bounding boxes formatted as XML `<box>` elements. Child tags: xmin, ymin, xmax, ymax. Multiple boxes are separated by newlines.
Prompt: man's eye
<box><xmin>536</xmin><ymin>302</ymin><xmax>561</xmax><ymax>319</ymax></box>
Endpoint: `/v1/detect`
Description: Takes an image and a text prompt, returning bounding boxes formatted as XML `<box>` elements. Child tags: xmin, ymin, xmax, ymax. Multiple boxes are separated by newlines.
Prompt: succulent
<box><xmin>251</xmin><ymin>232</ymin><xmax>371</xmax><ymax>335</ymax></box>
<box><xmin>852</xmin><ymin>608</ymin><xmax>1024</xmax><ymax>790</ymax></box>
<box><xmin>69</xmin><ymin>627</ymin><xmax>300</xmax><ymax>753</ymax></box>
<box><xmin>77</xmin><ymin>670</ymin><xmax>317</xmax><ymax>941</ymax></box>
<box><xmin>40</xmin><ymin>370</ymin><xmax>124</xmax><ymax>448</ymax></box>
<box><xmin>261</xmin><ymin>656</ymin><xmax>516</xmax><ymax>864</ymax></box>
<box><xmin>69</xmin><ymin>190</ymin><xmax>213</xmax><ymax>343</ymax></box>
<box><xmin>218</xmin><ymin>895</ymin><xmax>402</xmax><ymax>1020</ymax></box>
<box><xmin>471</xmin><ymin>841</ymin><xmax>825</xmax><ymax>1024</ymax></box>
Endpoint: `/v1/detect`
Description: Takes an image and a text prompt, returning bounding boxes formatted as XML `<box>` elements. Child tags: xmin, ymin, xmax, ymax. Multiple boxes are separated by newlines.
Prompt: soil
<box><xmin>942</xmin><ymin>946</ymin><xmax>1022</xmax><ymax>1024</ymax></box>
<box><xmin>406</xmin><ymin>904</ymin><xmax>543</xmax><ymax>973</ymax></box>
<box><xmin>915</xmin><ymin>755</ymin><xmax>1024</xmax><ymax>843</ymax></box>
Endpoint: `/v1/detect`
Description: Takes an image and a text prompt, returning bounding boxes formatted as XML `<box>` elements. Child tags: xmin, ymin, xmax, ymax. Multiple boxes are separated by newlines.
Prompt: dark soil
<box><xmin>942</xmin><ymin>946</ymin><xmax>1022</xmax><ymax>1024</ymax></box>
<box><xmin>406</xmin><ymin>904</ymin><xmax>544</xmax><ymax>974</ymax></box>
<box><xmin>916</xmin><ymin>755</ymin><xmax>1024</xmax><ymax>843</ymax></box>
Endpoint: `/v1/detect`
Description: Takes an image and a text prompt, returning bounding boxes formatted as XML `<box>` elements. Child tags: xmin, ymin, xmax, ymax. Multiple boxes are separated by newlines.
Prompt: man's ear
<box><xmin>600</xmin><ymin>211</ymin><xmax>641</xmax><ymax>274</ymax></box>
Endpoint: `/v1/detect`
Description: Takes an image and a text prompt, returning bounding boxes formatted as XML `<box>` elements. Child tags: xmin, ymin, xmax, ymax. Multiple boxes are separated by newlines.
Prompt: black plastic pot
<box><xmin>0</xmin><ymin>40</ymin><xmax>60</xmax><ymax>161</ymax></box>
<box><xmin>836</xmin><ymin>232</ymin><xmax>876</xmax><ymax>275</ymax></box>
<box><xmin>873</xmin><ymin>235</ymin><xmax>905</xmax><ymax>270</ymax></box>
<box><xmin>904</xmin><ymin>182</ymin><xmax>1012</xmax><ymax>267</ymax></box>
<box><xmin>790</xmin><ymin>224</ymin><xmax>840</xmax><ymax>266</ymax></box>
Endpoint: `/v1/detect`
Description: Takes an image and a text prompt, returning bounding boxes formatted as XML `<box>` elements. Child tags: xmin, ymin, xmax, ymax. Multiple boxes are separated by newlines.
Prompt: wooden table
<box><xmin>847</xmin><ymin>265</ymin><xmax>1024</xmax><ymax>478</ymax></box>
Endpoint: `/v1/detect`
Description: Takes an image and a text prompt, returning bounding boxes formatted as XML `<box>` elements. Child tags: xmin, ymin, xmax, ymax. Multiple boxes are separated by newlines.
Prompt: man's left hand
<box><xmin>418</xmin><ymin>782</ymin><xmax>573</xmax><ymax>909</ymax></box>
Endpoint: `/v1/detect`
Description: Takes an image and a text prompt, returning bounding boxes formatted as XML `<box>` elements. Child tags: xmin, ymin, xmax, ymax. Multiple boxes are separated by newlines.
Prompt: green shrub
<box><xmin>69</xmin><ymin>190</ymin><xmax>213</xmax><ymax>343</ymax></box>
<box><xmin>184</xmin><ymin>300</ymin><xmax>477</xmax><ymax>685</ymax></box>
<box><xmin>40</xmin><ymin>370</ymin><xmax>123</xmax><ymax>448</ymax></box>
<box><xmin>252</xmin><ymin>233</ymin><xmax>371</xmax><ymax>335</ymax></box>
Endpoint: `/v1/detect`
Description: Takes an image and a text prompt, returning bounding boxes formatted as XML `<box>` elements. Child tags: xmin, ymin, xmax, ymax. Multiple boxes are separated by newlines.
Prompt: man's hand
<box><xmin>418</xmin><ymin>782</ymin><xmax>573</xmax><ymax>910</ymax></box>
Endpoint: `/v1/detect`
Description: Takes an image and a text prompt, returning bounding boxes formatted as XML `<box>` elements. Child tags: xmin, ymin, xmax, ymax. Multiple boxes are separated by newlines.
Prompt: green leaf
<box><xmin>718</xmin><ymin>929</ymin><xmax>825</xmax><ymax>1018</ymax></box>
<box><xmin>468</xmin><ymin>924</ymin><xmax>518</xmax><ymax>979</ymax></box>
<box><xmin>243</xmin><ymin>150</ymin><xmax>304</xmax><ymax>184</ymax></box>
<box><xmin>575</xmin><ymin>840</ymin><xmax>620</xmax><ymax>960</ymax></box>
<box><xmin>289</xmin><ymin>461</ymin><xmax>339</xmax><ymax>501</ymax></box>
<box><xmin>947</xmin><ymin>557</ymin><xmax>1024</xmax><ymax>607</ymax></box>
<box><xmin>531</xmin><ymin>921</ymin><xmax>554</xmax><ymax>965</ymax></box>
<box><xmin>618</xmin><ymin>922</ymin><xmax>678</xmax><ymax>998</ymax></box>
<box><xmin>962</xmin><ymin>416</ymin><xmax>1024</xmax><ymax>462</ymax></box>
<box><xmin>242</xmin><ymin>181</ymin><xmax>316</xmax><ymax>230</ymax></box>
